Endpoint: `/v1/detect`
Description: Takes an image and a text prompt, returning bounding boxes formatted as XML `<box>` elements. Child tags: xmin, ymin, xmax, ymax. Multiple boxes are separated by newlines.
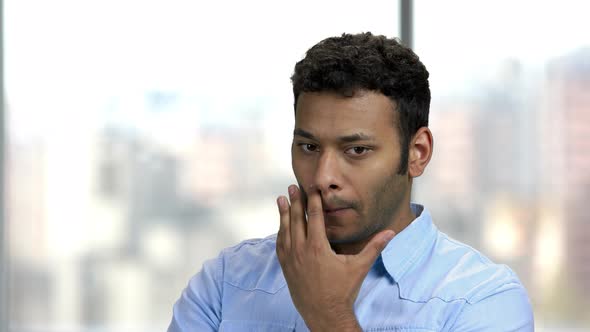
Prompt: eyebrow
<box><xmin>293</xmin><ymin>128</ymin><xmax>375</xmax><ymax>143</ymax></box>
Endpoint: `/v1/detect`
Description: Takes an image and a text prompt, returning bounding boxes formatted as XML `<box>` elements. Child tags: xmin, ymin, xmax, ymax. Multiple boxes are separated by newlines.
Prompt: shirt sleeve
<box><xmin>449</xmin><ymin>284</ymin><xmax>534</xmax><ymax>332</ymax></box>
<box><xmin>167</xmin><ymin>255</ymin><xmax>224</xmax><ymax>332</ymax></box>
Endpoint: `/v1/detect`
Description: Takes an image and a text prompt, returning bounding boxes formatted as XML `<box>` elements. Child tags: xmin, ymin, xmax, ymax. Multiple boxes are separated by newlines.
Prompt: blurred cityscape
<box><xmin>416</xmin><ymin>47</ymin><xmax>590</xmax><ymax>326</ymax></box>
<box><xmin>7</xmin><ymin>90</ymin><xmax>296</xmax><ymax>329</ymax></box>
<box><xmin>6</xmin><ymin>45</ymin><xmax>590</xmax><ymax>330</ymax></box>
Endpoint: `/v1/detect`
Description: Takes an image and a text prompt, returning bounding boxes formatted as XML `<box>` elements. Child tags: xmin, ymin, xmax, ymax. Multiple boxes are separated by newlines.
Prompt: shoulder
<box><xmin>432</xmin><ymin>234</ymin><xmax>534</xmax><ymax>330</ymax></box>
<box><xmin>218</xmin><ymin>234</ymin><xmax>286</xmax><ymax>294</ymax></box>
<box><xmin>399</xmin><ymin>230</ymin><xmax>528</xmax><ymax>305</ymax></box>
<box><xmin>220</xmin><ymin>234</ymin><xmax>278</xmax><ymax>260</ymax></box>
<box><xmin>169</xmin><ymin>235</ymin><xmax>283</xmax><ymax>331</ymax></box>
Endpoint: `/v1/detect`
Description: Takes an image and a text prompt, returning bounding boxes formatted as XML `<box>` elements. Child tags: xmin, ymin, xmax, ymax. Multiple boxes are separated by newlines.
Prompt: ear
<box><xmin>408</xmin><ymin>127</ymin><xmax>433</xmax><ymax>178</ymax></box>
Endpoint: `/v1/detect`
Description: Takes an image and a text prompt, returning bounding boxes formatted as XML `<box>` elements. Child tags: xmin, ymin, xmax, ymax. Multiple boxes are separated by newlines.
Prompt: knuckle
<box><xmin>276</xmin><ymin>237</ymin><xmax>286</xmax><ymax>251</ymax></box>
<box><xmin>279</xmin><ymin>220</ymin><xmax>290</xmax><ymax>231</ymax></box>
<box><xmin>275</xmin><ymin>248</ymin><xmax>284</xmax><ymax>260</ymax></box>
<box><xmin>280</xmin><ymin>206</ymin><xmax>290</xmax><ymax>216</ymax></box>
<box><xmin>293</xmin><ymin>246</ymin><xmax>306</xmax><ymax>261</ymax></box>
<box><xmin>290</xmin><ymin>206</ymin><xmax>301</xmax><ymax>216</ymax></box>
<box><xmin>309</xmin><ymin>243</ymin><xmax>324</xmax><ymax>256</ymax></box>
<box><xmin>276</xmin><ymin>246</ymin><xmax>287</xmax><ymax>261</ymax></box>
<box><xmin>306</xmin><ymin>207</ymin><xmax>322</xmax><ymax>217</ymax></box>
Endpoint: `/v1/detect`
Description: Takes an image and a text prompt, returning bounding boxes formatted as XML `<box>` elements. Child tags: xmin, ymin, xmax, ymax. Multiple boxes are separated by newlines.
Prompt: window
<box><xmin>3</xmin><ymin>1</ymin><xmax>399</xmax><ymax>330</ymax></box>
<box><xmin>414</xmin><ymin>0</ymin><xmax>590</xmax><ymax>329</ymax></box>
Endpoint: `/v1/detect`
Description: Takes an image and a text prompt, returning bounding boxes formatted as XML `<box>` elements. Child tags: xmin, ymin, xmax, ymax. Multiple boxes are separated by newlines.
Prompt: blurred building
<box><xmin>7</xmin><ymin>139</ymin><xmax>47</xmax><ymax>262</ymax></box>
<box><xmin>419</xmin><ymin>60</ymin><xmax>538</xmax><ymax>267</ymax></box>
<box><xmin>418</xmin><ymin>102</ymin><xmax>479</xmax><ymax>245</ymax></box>
<box><xmin>7</xmin><ymin>141</ymin><xmax>52</xmax><ymax>326</ymax></box>
<box><xmin>544</xmin><ymin>48</ymin><xmax>590</xmax><ymax>303</ymax></box>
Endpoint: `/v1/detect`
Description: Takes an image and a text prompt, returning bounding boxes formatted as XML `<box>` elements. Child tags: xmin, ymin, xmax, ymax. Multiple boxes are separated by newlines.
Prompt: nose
<box><xmin>313</xmin><ymin>150</ymin><xmax>342</xmax><ymax>194</ymax></box>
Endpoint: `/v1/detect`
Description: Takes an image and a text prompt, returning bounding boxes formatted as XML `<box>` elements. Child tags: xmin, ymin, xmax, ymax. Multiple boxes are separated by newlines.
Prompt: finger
<box><xmin>305</xmin><ymin>188</ymin><xmax>329</xmax><ymax>245</ymax></box>
<box><xmin>288</xmin><ymin>184</ymin><xmax>307</xmax><ymax>248</ymax></box>
<box><xmin>356</xmin><ymin>230</ymin><xmax>395</xmax><ymax>268</ymax></box>
<box><xmin>276</xmin><ymin>196</ymin><xmax>291</xmax><ymax>254</ymax></box>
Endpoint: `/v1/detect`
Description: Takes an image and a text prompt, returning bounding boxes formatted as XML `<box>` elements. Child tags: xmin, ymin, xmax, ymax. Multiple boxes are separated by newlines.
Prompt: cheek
<box><xmin>358</xmin><ymin>169</ymin><xmax>397</xmax><ymax>204</ymax></box>
<box><xmin>291</xmin><ymin>156</ymin><xmax>312</xmax><ymax>186</ymax></box>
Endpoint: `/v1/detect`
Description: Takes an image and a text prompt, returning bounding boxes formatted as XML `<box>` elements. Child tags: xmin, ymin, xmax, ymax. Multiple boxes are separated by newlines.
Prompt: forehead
<box><xmin>294</xmin><ymin>91</ymin><xmax>397</xmax><ymax>140</ymax></box>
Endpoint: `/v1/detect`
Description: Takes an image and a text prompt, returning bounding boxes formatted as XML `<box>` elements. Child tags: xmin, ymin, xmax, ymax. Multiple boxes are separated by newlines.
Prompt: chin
<box><xmin>327</xmin><ymin>223</ymin><xmax>384</xmax><ymax>245</ymax></box>
<box><xmin>326</xmin><ymin>229</ymin><xmax>365</xmax><ymax>244</ymax></box>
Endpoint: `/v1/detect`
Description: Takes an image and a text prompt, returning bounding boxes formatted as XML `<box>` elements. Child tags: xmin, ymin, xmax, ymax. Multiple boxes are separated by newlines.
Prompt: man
<box><xmin>168</xmin><ymin>32</ymin><xmax>534</xmax><ymax>331</ymax></box>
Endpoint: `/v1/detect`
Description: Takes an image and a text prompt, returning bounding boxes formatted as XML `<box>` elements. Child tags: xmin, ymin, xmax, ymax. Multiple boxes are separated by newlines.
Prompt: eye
<box><xmin>345</xmin><ymin>146</ymin><xmax>371</xmax><ymax>156</ymax></box>
<box><xmin>299</xmin><ymin>143</ymin><xmax>319</xmax><ymax>153</ymax></box>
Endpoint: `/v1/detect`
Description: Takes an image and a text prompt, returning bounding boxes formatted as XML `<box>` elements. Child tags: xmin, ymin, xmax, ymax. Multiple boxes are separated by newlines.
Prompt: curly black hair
<box><xmin>291</xmin><ymin>32</ymin><xmax>430</xmax><ymax>174</ymax></box>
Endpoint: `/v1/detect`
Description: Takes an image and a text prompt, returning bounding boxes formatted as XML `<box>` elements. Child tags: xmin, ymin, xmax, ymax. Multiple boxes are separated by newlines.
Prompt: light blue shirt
<box><xmin>168</xmin><ymin>204</ymin><xmax>534</xmax><ymax>331</ymax></box>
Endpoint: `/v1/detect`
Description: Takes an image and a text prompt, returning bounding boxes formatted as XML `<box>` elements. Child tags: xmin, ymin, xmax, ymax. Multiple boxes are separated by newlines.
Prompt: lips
<box><xmin>322</xmin><ymin>205</ymin><xmax>354</xmax><ymax>218</ymax></box>
<box><xmin>318</xmin><ymin>198</ymin><xmax>356</xmax><ymax>217</ymax></box>
<box><xmin>322</xmin><ymin>201</ymin><xmax>350</xmax><ymax>212</ymax></box>
<box><xmin>323</xmin><ymin>206</ymin><xmax>350</xmax><ymax>213</ymax></box>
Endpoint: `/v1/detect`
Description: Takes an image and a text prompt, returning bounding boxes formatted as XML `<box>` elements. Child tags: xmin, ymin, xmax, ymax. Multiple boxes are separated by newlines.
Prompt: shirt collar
<box><xmin>380</xmin><ymin>203</ymin><xmax>437</xmax><ymax>283</ymax></box>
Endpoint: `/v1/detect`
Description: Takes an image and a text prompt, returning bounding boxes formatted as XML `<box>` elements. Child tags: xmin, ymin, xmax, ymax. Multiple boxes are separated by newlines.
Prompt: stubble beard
<box><xmin>329</xmin><ymin>171</ymin><xmax>406</xmax><ymax>245</ymax></box>
<box><xmin>299</xmin><ymin>168</ymin><xmax>408</xmax><ymax>246</ymax></box>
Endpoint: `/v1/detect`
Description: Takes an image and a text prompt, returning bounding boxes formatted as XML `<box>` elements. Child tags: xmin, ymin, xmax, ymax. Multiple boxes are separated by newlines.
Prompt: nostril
<box><xmin>329</xmin><ymin>184</ymin><xmax>338</xmax><ymax>190</ymax></box>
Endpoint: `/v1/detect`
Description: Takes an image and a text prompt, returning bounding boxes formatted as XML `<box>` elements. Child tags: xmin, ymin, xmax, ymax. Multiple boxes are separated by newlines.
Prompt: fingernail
<box><xmin>288</xmin><ymin>185</ymin><xmax>297</xmax><ymax>197</ymax></box>
<box><xmin>277</xmin><ymin>196</ymin><xmax>287</xmax><ymax>210</ymax></box>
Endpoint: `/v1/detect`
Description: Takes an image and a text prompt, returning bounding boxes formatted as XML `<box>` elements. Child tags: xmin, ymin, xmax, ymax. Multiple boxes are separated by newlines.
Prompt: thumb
<box><xmin>357</xmin><ymin>230</ymin><xmax>395</xmax><ymax>266</ymax></box>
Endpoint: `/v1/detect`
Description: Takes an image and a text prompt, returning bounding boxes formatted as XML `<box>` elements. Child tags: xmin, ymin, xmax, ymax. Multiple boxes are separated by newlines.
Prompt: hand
<box><xmin>275</xmin><ymin>185</ymin><xmax>395</xmax><ymax>331</ymax></box>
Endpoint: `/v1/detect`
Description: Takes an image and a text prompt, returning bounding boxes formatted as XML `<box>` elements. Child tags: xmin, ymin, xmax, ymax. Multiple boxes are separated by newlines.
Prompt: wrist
<box><xmin>306</xmin><ymin>309</ymin><xmax>361</xmax><ymax>332</ymax></box>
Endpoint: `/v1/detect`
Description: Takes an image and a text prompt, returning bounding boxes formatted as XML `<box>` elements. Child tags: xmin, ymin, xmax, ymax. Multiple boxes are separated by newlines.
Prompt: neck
<box><xmin>330</xmin><ymin>204</ymin><xmax>416</xmax><ymax>255</ymax></box>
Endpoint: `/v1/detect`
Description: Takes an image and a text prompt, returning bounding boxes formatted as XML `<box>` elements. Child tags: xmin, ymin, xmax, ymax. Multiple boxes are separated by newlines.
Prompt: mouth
<box><xmin>323</xmin><ymin>206</ymin><xmax>353</xmax><ymax>217</ymax></box>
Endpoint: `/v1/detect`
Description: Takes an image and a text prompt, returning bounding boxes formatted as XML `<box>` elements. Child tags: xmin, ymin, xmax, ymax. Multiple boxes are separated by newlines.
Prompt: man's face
<box><xmin>292</xmin><ymin>91</ymin><xmax>412</xmax><ymax>244</ymax></box>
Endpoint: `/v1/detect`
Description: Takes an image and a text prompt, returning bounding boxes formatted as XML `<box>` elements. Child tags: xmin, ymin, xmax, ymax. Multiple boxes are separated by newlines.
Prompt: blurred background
<box><xmin>1</xmin><ymin>0</ymin><xmax>589</xmax><ymax>331</ymax></box>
